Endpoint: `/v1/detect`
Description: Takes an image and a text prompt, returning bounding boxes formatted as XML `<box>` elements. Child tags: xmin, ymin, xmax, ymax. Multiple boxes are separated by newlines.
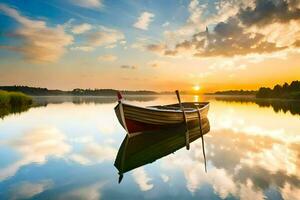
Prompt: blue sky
<box><xmin>1</xmin><ymin>0</ymin><xmax>300</xmax><ymax>91</ymax></box>
<box><xmin>0</xmin><ymin>0</ymin><xmax>189</xmax><ymax>43</ymax></box>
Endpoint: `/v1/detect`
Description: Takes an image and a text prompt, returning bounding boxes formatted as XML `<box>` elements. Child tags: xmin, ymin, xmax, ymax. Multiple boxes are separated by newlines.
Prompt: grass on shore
<box><xmin>0</xmin><ymin>90</ymin><xmax>32</xmax><ymax>118</ymax></box>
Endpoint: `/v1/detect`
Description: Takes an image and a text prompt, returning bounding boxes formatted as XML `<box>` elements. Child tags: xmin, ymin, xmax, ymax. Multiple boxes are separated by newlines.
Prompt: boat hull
<box><xmin>115</xmin><ymin>102</ymin><xmax>209</xmax><ymax>135</ymax></box>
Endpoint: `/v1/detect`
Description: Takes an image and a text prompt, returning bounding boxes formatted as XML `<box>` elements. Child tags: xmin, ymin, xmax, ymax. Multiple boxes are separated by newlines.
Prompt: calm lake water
<box><xmin>0</xmin><ymin>95</ymin><xmax>299</xmax><ymax>200</ymax></box>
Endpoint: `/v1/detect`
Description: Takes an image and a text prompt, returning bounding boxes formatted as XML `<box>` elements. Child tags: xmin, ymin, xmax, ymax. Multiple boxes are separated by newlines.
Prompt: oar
<box><xmin>196</xmin><ymin>108</ymin><xmax>207</xmax><ymax>172</ymax></box>
<box><xmin>175</xmin><ymin>90</ymin><xmax>190</xmax><ymax>150</ymax></box>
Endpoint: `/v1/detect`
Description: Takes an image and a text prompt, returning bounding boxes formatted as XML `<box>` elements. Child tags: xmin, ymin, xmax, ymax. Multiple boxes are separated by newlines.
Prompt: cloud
<box><xmin>240</xmin><ymin>144</ymin><xmax>298</xmax><ymax>175</ymax></box>
<box><xmin>146</xmin><ymin>43</ymin><xmax>166</xmax><ymax>53</ymax></box>
<box><xmin>147</xmin><ymin>60</ymin><xmax>170</xmax><ymax>67</ymax></box>
<box><xmin>71</xmin><ymin>26</ymin><xmax>124</xmax><ymax>51</ymax></box>
<box><xmin>186</xmin><ymin>165</ymin><xmax>236</xmax><ymax>196</ymax></box>
<box><xmin>188</xmin><ymin>0</ymin><xmax>206</xmax><ymax>24</ymax></box>
<box><xmin>78</xmin><ymin>142</ymin><xmax>116</xmax><ymax>162</ymax></box>
<box><xmin>120</xmin><ymin>65</ymin><xmax>137</xmax><ymax>70</ymax></box>
<box><xmin>161</xmin><ymin>174</ymin><xmax>170</xmax><ymax>183</ymax></box>
<box><xmin>69</xmin><ymin>142</ymin><xmax>117</xmax><ymax>165</ymax></box>
<box><xmin>70</xmin><ymin>0</ymin><xmax>102</xmax><ymax>9</ymax></box>
<box><xmin>69</xmin><ymin>154</ymin><xmax>91</xmax><ymax>165</ymax></box>
<box><xmin>71</xmin><ymin>23</ymin><xmax>92</xmax><ymax>34</ymax></box>
<box><xmin>133</xmin><ymin>12</ymin><xmax>155</xmax><ymax>30</ymax></box>
<box><xmin>70</xmin><ymin>46</ymin><xmax>94</xmax><ymax>52</ymax></box>
<box><xmin>238</xmin><ymin>0</ymin><xmax>300</xmax><ymax>26</ymax></box>
<box><xmin>130</xmin><ymin>37</ymin><xmax>154</xmax><ymax>51</ymax></box>
<box><xmin>0</xmin><ymin>127</ymin><xmax>71</xmax><ymax>181</ymax></box>
<box><xmin>120</xmin><ymin>40</ymin><xmax>126</xmax><ymax>45</ymax></box>
<box><xmin>248</xmin><ymin>20</ymin><xmax>300</xmax><ymax>48</ymax></box>
<box><xmin>238</xmin><ymin>179</ymin><xmax>265</xmax><ymax>200</ymax></box>
<box><xmin>281</xmin><ymin>183</ymin><xmax>300</xmax><ymax>200</ymax></box>
<box><xmin>58</xmin><ymin>182</ymin><xmax>106</xmax><ymax>200</ymax></box>
<box><xmin>9</xmin><ymin>180</ymin><xmax>53</xmax><ymax>200</ymax></box>
<box><xmin>98</xmin><ymin>54</ymin><xmax>117</xmax><ymax>62</ymax></box>
<box><xmin>148</xmin><ymin>0</ymin><xmax>300</xmax><ymax>58</ymax></box>
<box><xmin>162</xmin><ymin>21</ymin><xmax>170</xmax><ymax>27</ymax></box>
<box><xmin>161</xmin><ymin>152</ymin><xmax>236</xmax><ymax>196</ymax></box>
<box><xmin>87</xmin><ymin>26</ymin><xmax>124</xmax><ymax>47</ymax></box>
<box><xmin>208</xmin><ymin>59</ymin><xmax>247</xmax><ymax>71</ymax></box>
<box><xmin>150</xmin><ymin>19</ymin><xmax>287</xmax><ymax>58</ymax></box>
<box><xmin>0</xmin><ymin>4</ymin><xmax>73</xmax><ymax>63</ymax></box>
<box><xmin>132</xmin><ymin>167</ymin><xmax>154</xmax><ymax>191</ymax></box>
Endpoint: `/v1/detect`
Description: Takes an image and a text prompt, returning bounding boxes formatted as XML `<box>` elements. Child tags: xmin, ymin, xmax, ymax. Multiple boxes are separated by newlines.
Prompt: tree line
<box><xmin>0</xmin><ymin>86</ymin><xmax>158</xmax><ymax>96</ymax></box>
<box><xmin>256</xmin><ymin>81</ymin><xmax>300</xmax><ymax>99</ymax></box>
<box><xmin>212</xmin><ymin>90</ymin><xmax>257</xmax><ymax>95</ymax></box>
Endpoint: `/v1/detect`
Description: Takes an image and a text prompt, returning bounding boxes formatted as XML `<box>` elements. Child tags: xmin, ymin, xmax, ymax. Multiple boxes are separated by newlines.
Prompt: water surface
<box><xmin>0</xmin><ymin>95</ymin><xmax>299</xmax><ymax>199</ymax></box>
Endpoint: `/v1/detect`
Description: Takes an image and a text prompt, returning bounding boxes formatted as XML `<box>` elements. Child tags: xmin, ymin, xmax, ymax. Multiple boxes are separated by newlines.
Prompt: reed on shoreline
<box><xmin>0</xmin><ymin>90</ymin><xmax>32</xmax><ymax>118</ymax></box>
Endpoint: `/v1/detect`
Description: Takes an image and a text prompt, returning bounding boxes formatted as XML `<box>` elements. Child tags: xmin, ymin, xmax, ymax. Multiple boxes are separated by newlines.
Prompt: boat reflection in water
<box><xmin>114</xmin><ymin>117</ymin><xmax>210</xmax><ymax>183</ymax></box>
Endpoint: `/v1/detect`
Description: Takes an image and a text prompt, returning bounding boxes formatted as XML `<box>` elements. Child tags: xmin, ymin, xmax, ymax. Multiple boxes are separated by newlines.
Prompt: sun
<box><xmin>193</xmin><ymin>85</ymin><xmax>201</xmax><ymax>91</ymax></box>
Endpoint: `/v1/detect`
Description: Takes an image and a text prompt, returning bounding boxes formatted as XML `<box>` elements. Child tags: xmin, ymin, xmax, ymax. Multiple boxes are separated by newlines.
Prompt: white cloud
<box><xmin>87</xmin><ymin>26</ymin><xmax>125</xmax><ymax>47</ymax></box>
<box><xmin>9</xmin><ymin>180</ymin><xmax>53</xmax><ymax>200</ymax></box>
<box><xmin>132</xmin><ymin>167</ymin><xmax>154</xmax><ymax>191</ymax></box>
<box><xmin>161</xmin><ymin>174</ymin><xmax>170</xmax><ymax>182</ymax></box>
<box><xmin>162</xmin><ymin>21</ymin><xmax>170</xmax><ymax>27</ymax></box>
<box><xmin>131</xmin><ymin>38</ymin><xmax>150</xmax><ymax>50</ymax></box>
<box><xmin>184</xmin><ymin>163</ymin><xmax>236</xmax><ymax>196</ymax></box>
<box><xmin>70</xmin><ymin>0</ymin><xmax>102</xmax><ymax>9</ymax></box>
<box><xmin>247</xmin><ymin>20</ymin><xmax>300</xmax><ymax>48</ymax></box>
<box><xmin>80</xmin><ymin>142</ymin><xmax>117</xmax><ymax>162</ymax></box>
<box><xmin>239</xmin><ymin>179</ymin><xmax>265</xmax><ymax>200</ymax></box>
<box><xmin>153</xmin><ymin>0</ymin><xmax>300</xmax><ymax>58</ymax></box>
<box><xmin>133</xmin><ymin>12</ymin><xmax>155</xmax><ymax>30</ymax></box>
<box><xmin>188</xmin><ymin>0</ymin><xmax>206</xmax><ymax>24</ymax></box>
<box><xmin>69</xmin><ymin>154</ymin><xmax>91</xmax><ymax>165</ymax></box>
<box><xmin>120</xmin><ymin>40</ymin><xmax>126</xmax><ymax>45</ymax></box>
<box><xmin>0</xmin><ymin>4</ymin><xmax>73</xmax><ymax>63</ymax></box>
<box><xmin>162</xmin><ymin>0</ymin><xmax>207</xmax><ymax>42</ymax></box>
<box><xmin>156</xmin><ymin>0</ymin><xmax>246</xmax><ymax>54</ymax></box>
<box><xmin>58</xmin><ymin>182</ymin><xmax>105</xmax><ymax>200</ymax></box>
<box><xmin>0</xmin><ymin>127</ymin><xmax>71</xmax><ymax>181</ymax></box>
<box><xmin>71</xmin><ymin>46</ymin><xmax>94</xmax><ymax>52</ymax></box>
<box><xmin>241</xmin><ymin>144</ymin><xmax>298</xmax><ymax>175</ymax></box>
<box><xmin>72</xmin><ymin>23</ymin><xmax>92</xmax><ymax>34</ymax></box>
<box><xmin>69</xmin><ymin>142</ymin><xmax>117</xmax><ymax>165</ymax></box>
<box><xmin>98</xmin><ymin>54</ymin><xmax>117</xmax><ymax>62</ymax></box>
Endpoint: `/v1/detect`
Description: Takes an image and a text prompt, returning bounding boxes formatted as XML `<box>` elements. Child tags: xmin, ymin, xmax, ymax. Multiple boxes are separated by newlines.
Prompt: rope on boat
<box><xmin>197</xmin><ymin>108</ymin><xmax>207</xmax><ymax>173</ymax></box>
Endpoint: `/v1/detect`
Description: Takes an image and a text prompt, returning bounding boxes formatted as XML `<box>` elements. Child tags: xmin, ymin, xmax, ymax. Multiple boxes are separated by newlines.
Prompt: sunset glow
<box><xmin>193</xmin><ymin>85</ymin><xmax>201</xmax><ymax>91</ymax></box>
<box><xmin>0</xmin><ymin>1</ymin><xmax>300</xmax><ymax>92</ymax></box>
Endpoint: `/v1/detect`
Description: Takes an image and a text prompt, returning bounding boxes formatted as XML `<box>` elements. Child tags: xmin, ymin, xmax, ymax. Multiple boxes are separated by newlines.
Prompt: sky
<box><xmin>0</xmin><ymin>0</ymin><xmax>300</xmax><ymax>92</ymax></box>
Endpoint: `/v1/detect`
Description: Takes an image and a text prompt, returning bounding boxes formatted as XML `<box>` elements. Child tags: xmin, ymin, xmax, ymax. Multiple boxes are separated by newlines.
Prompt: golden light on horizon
<box><xmin>193</xmin><ymin>85</ymin><xmax>201</xmax><ymax>91</ymax></box>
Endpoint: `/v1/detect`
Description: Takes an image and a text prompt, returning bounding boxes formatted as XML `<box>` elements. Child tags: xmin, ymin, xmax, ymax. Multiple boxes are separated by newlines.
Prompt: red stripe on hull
<box><xmin>125</xmin><ymin>118</ymin><xmax>168</xmax><ymax>134</ymax></box>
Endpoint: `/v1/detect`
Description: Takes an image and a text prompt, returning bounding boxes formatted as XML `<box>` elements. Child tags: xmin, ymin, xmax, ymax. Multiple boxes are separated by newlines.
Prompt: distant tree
<box><xmin>256</xmin><ymin>87</ymin><xmax>272</xmax><ymax>98</ymax></box>
<box><xmin>290</xmin><ymin>81</ymin><xmax>300</xmax><ymax>91</ymax></box>
<box><xmin>283</xmin><ymin>82</ymin><xmax>289</xmax><ymax>91</ymax></box>
<box><xmin>273</xmin><ymin>84</ymin><xmax>283</xmax><ymax>97</ymax></box>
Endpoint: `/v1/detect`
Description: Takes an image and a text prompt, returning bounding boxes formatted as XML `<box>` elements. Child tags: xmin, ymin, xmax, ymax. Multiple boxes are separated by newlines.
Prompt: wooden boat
<box><xmin>114</xmin><ymin>118</ymin><xmax>210</xmax><ymax>182</ymax></box>
<box><xmin>114</xmin><ymin>91</ymin><xmax>209</xmax><ymax>136</ymax></box>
